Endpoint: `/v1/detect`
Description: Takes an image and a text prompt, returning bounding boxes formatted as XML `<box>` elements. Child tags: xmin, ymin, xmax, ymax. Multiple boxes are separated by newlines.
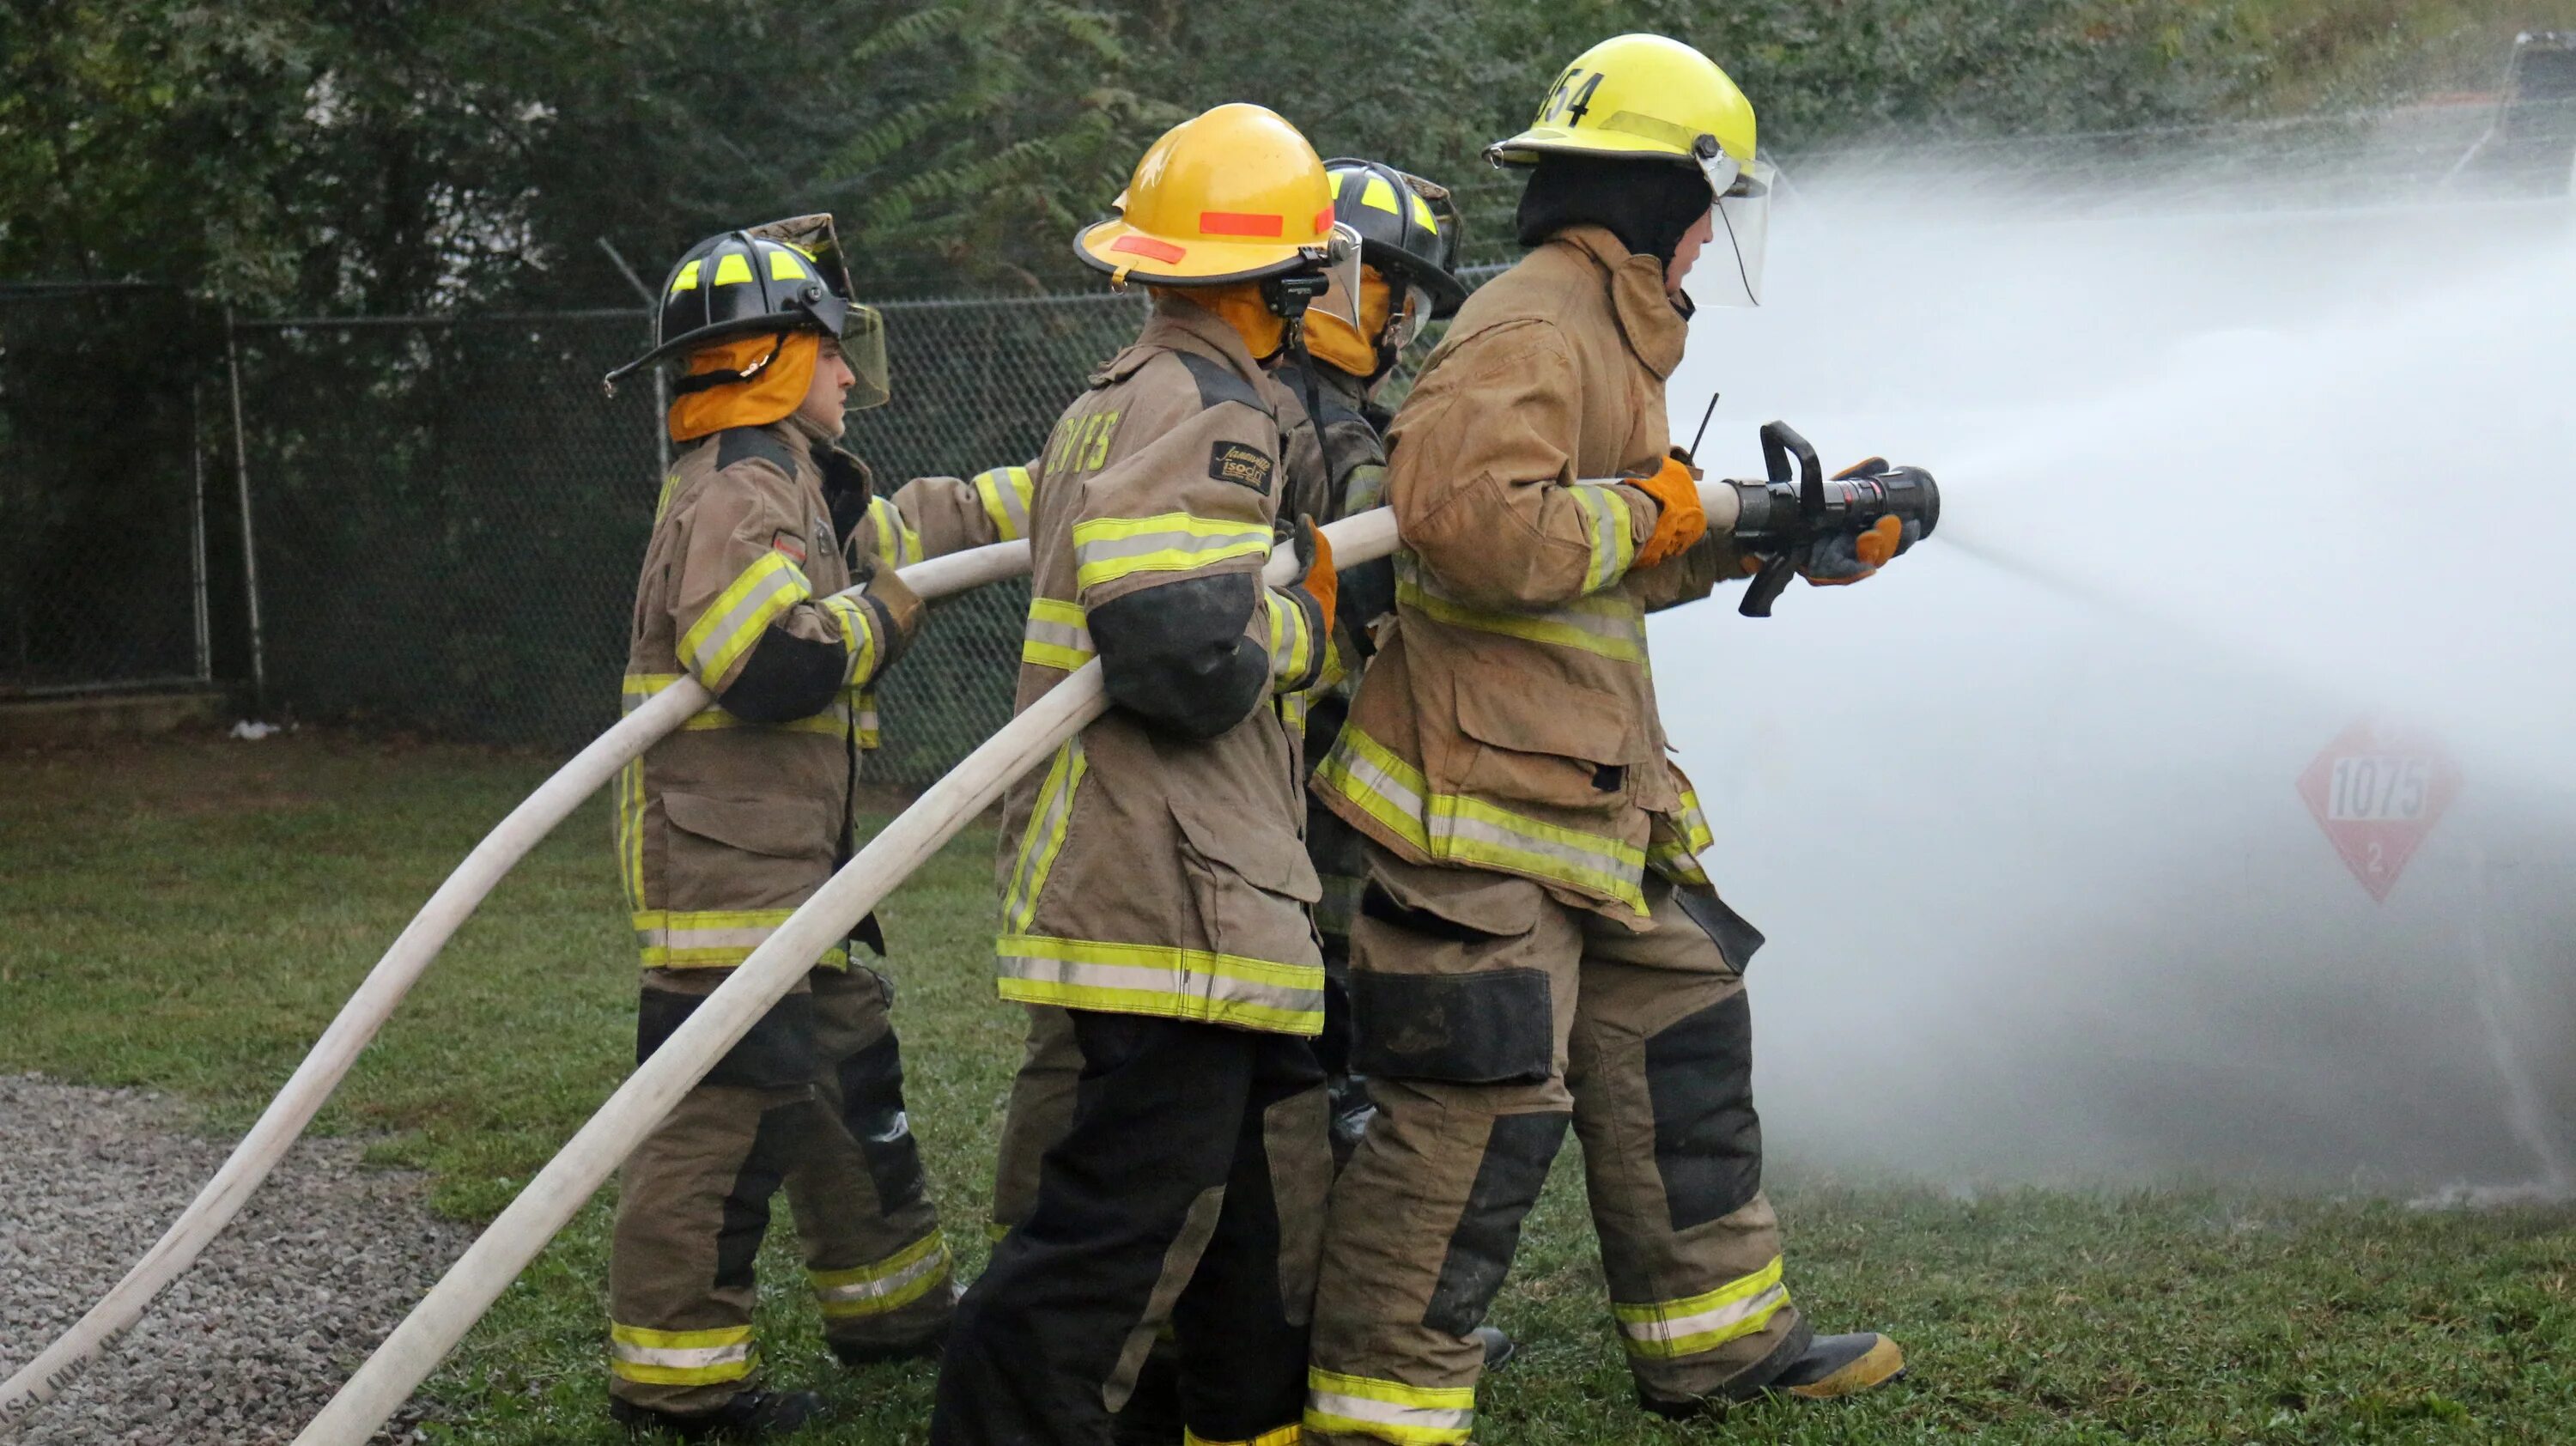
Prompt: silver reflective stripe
<box><xmin>1430</xmin><ymin>803</ymin><xmax>1637</xmax><ymax>882</ymax></box>
<box><xmin>680</xmin><ymin>556</ymin><xmax>809</xmax><ymax>679</ymax></box>
<box><xmin>994</xmin><ymin>952</ymin><xmax>1322</xmax><ymax>1021</ymax></box>
<box><xmin>1306</xmin><ymin>1389</ymin><xmax>1473</xmax><ymax>1437</ymax></box>
<box><xmin>1572</xmin><ymin>483</ymin><xmax>1624</xmax><ymax>591</ymax></box>
<box><xmin>635</xmin><ymin>920</ymin><xmax>777</xmax><ymax>951</ymax></box>
<box><xmin>1075</xmin><ymin>526</ymin><xmax>1267</xmax><ymax>572</ymax></box>
<box><xmin>611</xmin><ymin>1337</ymin><xmax>753</xmax><ymax>1372</ymax></box>
<box><xmin>813</xmin><ymin>1242</ymin><xmax>949</xmax><ymax>1306</ymax></box>
<box><xmin>1022</xmin><ymin>611</ymin><xmax>1094</xmax><ymax>659</ymax></box>
<box><xmin>1396</xmin><ymin>555</ymin><xmax>1645</xmax><ymax>657</ymax></box>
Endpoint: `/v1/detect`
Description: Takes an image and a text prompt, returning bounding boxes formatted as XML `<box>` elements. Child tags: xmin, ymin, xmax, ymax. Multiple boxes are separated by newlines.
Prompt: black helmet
<box><xmin>605</xmin><ymin>214</ymin><xmax>889</xmax><ymax>407</ymax></box>
<box><xmin>1324</xmin><ymin>158</ymin><xmax>1467</xmax><ymax>323</ymax></box>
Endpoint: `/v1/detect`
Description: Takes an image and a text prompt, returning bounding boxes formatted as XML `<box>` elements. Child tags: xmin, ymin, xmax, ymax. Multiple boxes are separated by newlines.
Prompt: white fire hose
<box><xmin>287</xmin><ymin>507</ymin><xmax>1428</xmax><ymax>1445</ymax></box>
<box><xmin>0</xmin><ymin>540</ymin><xmax>1030</xmax><ymax>1416</ymax></box>
<box><xmin>9</xmin><ymin>473</ymin><xmax>1735</xmax><ymax>1439</ymax></box>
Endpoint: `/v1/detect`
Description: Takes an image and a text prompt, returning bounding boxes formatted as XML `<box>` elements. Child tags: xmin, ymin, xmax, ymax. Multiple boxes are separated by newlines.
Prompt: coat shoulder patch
<box><xmin>1208</xmin><ymin>440</ymin><xmax>1274</xmax><ymax>495</ymax></box>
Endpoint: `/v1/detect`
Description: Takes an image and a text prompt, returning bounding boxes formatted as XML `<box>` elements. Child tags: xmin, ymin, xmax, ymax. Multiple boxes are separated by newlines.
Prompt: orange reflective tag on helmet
<box><xmin>1111</xmin><ymin>234</ymin><xmax>1188</xmax><ymax>263</ymax></box>
<box><xmin>1198</xmin><ymin>211</ymin><xmax>1285</xmax><ymax>237</ymax></box>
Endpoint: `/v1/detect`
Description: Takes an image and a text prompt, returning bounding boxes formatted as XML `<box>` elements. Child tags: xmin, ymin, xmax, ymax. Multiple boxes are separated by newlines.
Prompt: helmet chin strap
<box><xmin>668</xmin><ymin>331</ymin><xmax>791</xmax><ymax>398</ymax></box>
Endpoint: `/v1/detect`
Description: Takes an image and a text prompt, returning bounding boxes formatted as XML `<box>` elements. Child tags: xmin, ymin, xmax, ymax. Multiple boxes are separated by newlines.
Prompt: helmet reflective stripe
<box><xmin>1074</xmin><ymin>103</ymin><xmax>1336</xmax><ymax>288</ymax></box>
<box><xmin>605</xmin><ymin>216</ymin><xmax>889</xmax><ymax>400</ymax></box>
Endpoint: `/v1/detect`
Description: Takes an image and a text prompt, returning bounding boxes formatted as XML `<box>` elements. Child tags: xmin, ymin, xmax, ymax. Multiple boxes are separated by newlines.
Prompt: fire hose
<box><xmin>0</xmin><ymin>540</ymin><xmax>1030</xmax><ymax>1415</ymax></box>
<box><xmin>289</xmin><ymin>443</ymin><xmax>1941</xmax><ymax>1444</ymax></box>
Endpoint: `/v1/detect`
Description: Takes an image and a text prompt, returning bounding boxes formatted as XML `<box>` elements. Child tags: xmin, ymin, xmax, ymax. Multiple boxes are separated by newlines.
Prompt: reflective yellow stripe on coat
<box><xmin>1314</xmin><ymin>721</ymin><xmax>1649</xmax><ymax>914</ymax></box>
<box><xmin>632</xmin><ymin>908</ymin><xmax>849</xmax><ymax>971</ymax></box>
<box><xmin>974</xmin><ymin>465</ymin><xmax>1036</xmax><ymax>542</ymax></box>
<box><xmin>678</xmin><ymin>550</ymin><xmax>811</xmax><ymax>686</ymax></box>
<box><xmin>995</xmin><ymin>934</ymin><xmax>1326</xmax><ymax>1036</ymax></box>
<box><xmin>1021</xmin><ymin>598</ymin><xmax>1096</xmax><ymax>671</ymax></box>
<box><xmin>622</xmin><ymin>672</ymin><xmax>876</xmax><ymax>747</ymax></box>
<box><xmin>1394</xmin><ymin>555</ymin><xmax>1646</xmax><ymax>664</ymax></box>
<box><xmin>1070</xmin><ymin>512</ymin><xmax>1271</xmax><ymax>592</ymax></box>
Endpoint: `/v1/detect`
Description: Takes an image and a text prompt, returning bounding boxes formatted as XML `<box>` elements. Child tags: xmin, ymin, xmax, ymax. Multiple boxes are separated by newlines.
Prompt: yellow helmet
<box><xmin>1488</xmin><ymin>33</ymin><xmax>1757</xmax><ymax>171</ymax></box>
<box><xmin>1077</xmin><ymin>104</ymin><xmax>1339</xmax><ymax>286</ymax></box>
<box><xmin>1491</xmin><ymin>33</ymin><xmax>1777</xmax><ymax>307</ymax></box>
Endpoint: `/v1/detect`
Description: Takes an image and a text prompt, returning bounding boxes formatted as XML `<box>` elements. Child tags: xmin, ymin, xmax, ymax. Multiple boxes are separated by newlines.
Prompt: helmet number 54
<box><xmin>1542</xmin><ymin>69</ymin><xmax>1605</xmax><ymax>126</ymax></box>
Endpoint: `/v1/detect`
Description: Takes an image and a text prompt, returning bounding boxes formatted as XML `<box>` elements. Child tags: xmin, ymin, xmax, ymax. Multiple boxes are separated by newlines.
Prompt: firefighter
<box><xmin>598</xmin><ymin>216</ymin><xmax>1023</xmax><ymax>1440</ymax></box>
<box><xmin>1276</xmin><ymin>155</ymin><xmax>1468</xmax><ymax>1164</ymax></box>
<box><xmin>929</xmin><ymin>103</ymin><xmax>1345</xmax><ymax>1446</ymax></box>
<box><xmin>1303</xmin><ymin>35</ymin><xmax>1909</xmax><ymax>1442</ymax></box>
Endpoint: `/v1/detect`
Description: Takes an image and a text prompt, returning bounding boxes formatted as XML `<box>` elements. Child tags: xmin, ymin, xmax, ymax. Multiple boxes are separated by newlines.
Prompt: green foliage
<box><xmin>10</xmin><ymin>1</ymin><xmax>2576</xmax><ymax>308</ymax></box>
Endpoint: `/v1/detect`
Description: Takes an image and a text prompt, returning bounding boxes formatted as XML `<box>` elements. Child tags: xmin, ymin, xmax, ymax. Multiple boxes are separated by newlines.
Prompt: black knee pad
<box><xmin>637</xmin><ymin>987</ymin><xmax>817</xmax><ymax>1091</ymax></box>
<box><xmin>1349</xmin><ymin>968</ymin><xmax>1553</xmax><ymax>1084</ymax></box>
<box><xmin>1423</xmin><ymin>1111</ymin><xmax>1567</xmax><ymax>1335</ymax></box>
<box><xmin>1643</xmin><ymin>992</ymin><xmax>1762</xmax><ymax>1230</ymax></box>
<box><xmin>835</xmin><ymin>1030</ymin><xmax>927</xmax><ymax>1211</ymax></box>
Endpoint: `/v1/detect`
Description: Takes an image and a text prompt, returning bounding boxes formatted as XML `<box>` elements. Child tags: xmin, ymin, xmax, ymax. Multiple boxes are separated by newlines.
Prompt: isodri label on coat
<box><xmin>1208</xmin><ymin>440</ymin><xmax>1273</xmax><ymax>495</ymax></box>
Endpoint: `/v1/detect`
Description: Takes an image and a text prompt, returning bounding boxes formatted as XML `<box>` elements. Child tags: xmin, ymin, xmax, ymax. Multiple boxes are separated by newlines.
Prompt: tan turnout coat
<box><xmin>615</xmin><ymin>416</ymin><xmax>1030</xmax><ymax>977</ymax></box>
<box><xmin>992</xmin><ymin>295</ymin><xmax>1329</xmax><ymax>1035</ymax></box>
<box><xmin>1313</xmin><ymin>225</ymin><xmax>1739</xmax><ymax>921</ymax></box>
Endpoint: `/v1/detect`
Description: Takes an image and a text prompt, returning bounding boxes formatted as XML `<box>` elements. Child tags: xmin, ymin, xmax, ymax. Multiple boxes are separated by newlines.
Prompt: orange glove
<box><xmin>1286</xmin><ymin>513</ymin><xmax>1337</xmax><ymax>629</ymax></box>
<box><xmin>1800</xmin><ymin>514</ymin><xmax>1905</xmax><ymax>586</ymax></box>
<box><xmin>1630</xmin><ymin>454</ymin><xmax>1706</xmax><ymax>569</ymax></box>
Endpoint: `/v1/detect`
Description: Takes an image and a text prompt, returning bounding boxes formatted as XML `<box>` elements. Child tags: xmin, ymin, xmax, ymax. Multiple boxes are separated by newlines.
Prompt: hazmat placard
<box><xmin>2294</xmin><ymin>719</ymin><xmax>2461</xmax><ymax>902</ymax></box>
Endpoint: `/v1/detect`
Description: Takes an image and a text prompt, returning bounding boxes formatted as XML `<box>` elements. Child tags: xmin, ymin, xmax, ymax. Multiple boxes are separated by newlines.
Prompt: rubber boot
<box><xmin>610</xmin><ymin>1388</ymin><xmax>827</xmax><ymax>1441</ymax></box>
<box><xmin>1637</xmin><ymin>1333</ymin><xmax>1905</xmax><ymax>1418</ymax></box>
<box><xmin>1472</xmin><ymin>1325</ymin><xmax>1517</xmax><ymax>1373</ymax></box>
<box><xmin>1763</xmin><ymin>1333</ymin><xmax>1905</xmax><ymax>1400</ymax></box>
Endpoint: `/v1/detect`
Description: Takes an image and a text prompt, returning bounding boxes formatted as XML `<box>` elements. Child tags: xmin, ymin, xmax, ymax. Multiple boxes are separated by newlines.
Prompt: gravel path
<box><xmin>0</xmin><ymin>1075</ymin><xmax>469</xmax><ymax>1444</ymax></box>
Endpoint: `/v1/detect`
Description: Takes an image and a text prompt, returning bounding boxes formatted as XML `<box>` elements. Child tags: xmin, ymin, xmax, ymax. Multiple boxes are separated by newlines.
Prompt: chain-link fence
<box><xmin>16</xmin><ymin>99</ymin><xmax>2572</xmax><ymax>782</ymax></box>
<box><xmin>0</xmin><ymin>283</ymin><xmax>214</xmax><ymax>696</ymax></box>
<box><xmin>220</xmin><ymin>295</ymin><xmax>1163</xmax><ymax>783</ymax></box>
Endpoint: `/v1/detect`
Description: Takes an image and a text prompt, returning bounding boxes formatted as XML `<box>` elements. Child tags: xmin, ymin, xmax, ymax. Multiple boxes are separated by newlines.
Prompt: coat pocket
<box><xmin>659</xmin><ymin>789</ymin><xmax>836</xmax><ymax>913</ymax></box>
<box><xmin>1449</xmin><ymin>668</ymin><xmax>1656</xmax><ymax>811</ymax></box>
<box><xmin>1168</xmin><ymin>791</ymin><xmax>1321</xmax><ymax>970</ymax></box>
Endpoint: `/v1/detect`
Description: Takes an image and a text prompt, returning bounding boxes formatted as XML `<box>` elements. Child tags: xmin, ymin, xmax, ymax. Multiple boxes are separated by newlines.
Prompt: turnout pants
<box><xmin>609</xmin><ymin>964</ymin><xmax>953</xmax><ymax>1415</ymax></box>
<box><xmin>934</xmin><ymin>1011</ymin><xmax>1329</xmax><ymax>1446</ymax></box>
<box><xmin>1305</xmin><ymin>844</ymin><xmax>1805</xmax><ymax>1443</ymax></box>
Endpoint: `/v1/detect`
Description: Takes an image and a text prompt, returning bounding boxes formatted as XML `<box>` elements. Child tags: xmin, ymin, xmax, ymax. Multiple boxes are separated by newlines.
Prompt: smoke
<box><xmin>1653</xmin><ymin>136</ymin><xmax>2576</xmax><ymax>1193</ymax></box>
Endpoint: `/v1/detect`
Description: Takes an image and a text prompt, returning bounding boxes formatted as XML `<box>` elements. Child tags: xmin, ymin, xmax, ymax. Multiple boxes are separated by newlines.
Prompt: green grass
<box><xmin>3</xmin><ymin>732</ymin><xmax>2572</xmax><ymax>1443</ymax></box>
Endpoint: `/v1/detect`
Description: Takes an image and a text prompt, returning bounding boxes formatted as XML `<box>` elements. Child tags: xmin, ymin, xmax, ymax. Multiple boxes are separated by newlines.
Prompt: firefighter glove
<box><xmin>1799</xmin><ymin>514</ymin><xmax>1914</xmax><ymax>586</ymax></box>
<box><xmin>1631</xmin><ymin>453</ymin><xmax>1707</xmax><ymax>569</ymax></box>
<box><xmin>858</xmin><ymin>550</ymin><xmax>927</xmax><ymax>647</ymax></box>
<box><xmin>1285</xmin><ymin>513</ymin><xmax>1337</xmax><ymax>629</ymax></box>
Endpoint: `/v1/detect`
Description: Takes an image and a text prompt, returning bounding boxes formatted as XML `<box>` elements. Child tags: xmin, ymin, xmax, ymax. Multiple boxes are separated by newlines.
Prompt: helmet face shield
<box><xmin>1383</xmin><ymin>281</ymin><xmax>1435</xmax><ymax>355</ymax></box>
<box><xmin>831</xmin><ymin>304</ymin><xmax>891</xmax><ymax>412</ymax></box>
<box><xmin>1692</xmin><ymin>138</ymin><xmax>1775</xmax><ymax>308</ymax></box>
<box><xmin>1294</xmin><ymin>222</ymin><xmax>1367</xmax><ymax>331</ymax></box>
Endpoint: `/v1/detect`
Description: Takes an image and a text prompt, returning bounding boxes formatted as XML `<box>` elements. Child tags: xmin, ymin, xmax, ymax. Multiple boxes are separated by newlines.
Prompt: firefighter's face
<box><xmin>1666</xmin><ymin>209</ymin><xmax>1716</xmax><ymax>296</ymax></box>
<box><xmin>798</xmin><ymin>337</ymin><xmax>856</xmax><ymax>436</ymax></box>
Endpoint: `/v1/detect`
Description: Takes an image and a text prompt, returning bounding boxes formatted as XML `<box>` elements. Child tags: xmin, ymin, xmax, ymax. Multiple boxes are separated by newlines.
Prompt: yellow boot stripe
<box><xmin>1304</xmin><ymin>1367</ymin><xmax>1473</xmax><ymax>1444</ymax></box>
<box><xmin>1612</xmin><ymin>1255</ymin><xmax>1791</xmax><ymax>1359</ymax></box>
<box><xmin>608</xmin><ymin>1321</ymin><xmax>756</xmax><ymax>1386</ymax></box>
<box><xmin>811</xmin><ymin>1233</ymin><xmax>952</xmax><ymax>1317</ymax></box>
